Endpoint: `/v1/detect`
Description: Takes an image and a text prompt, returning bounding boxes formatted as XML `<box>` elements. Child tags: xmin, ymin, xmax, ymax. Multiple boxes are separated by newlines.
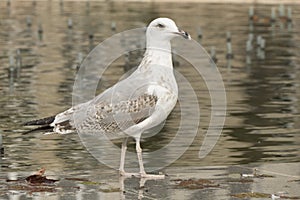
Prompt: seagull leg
<box><xmin>119</xmin><ymin>137</ymin><xmax>141</xmax><ymax>177</ymax></box>
<box><xmin>135</xmin><ymin>136</ymin><xmax>146</xmax><ymax>175</ymax></box>
<box><xmin>135</xmin><ymin>136</ymin><xmax>165</xmax><ymax>179</ymax></box>
<box><xmin>119</xmin><ymin>137</ymin><xmax>128</xmax><ymax>176</ymax></box>
<box><xmin>119</xmin><ymin>136</ymin><xmax>165</xmax><ymax>178</ymax></box>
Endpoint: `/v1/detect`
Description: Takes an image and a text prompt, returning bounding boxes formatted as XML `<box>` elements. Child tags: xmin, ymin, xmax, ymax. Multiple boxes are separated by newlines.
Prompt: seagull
<box><xmin>24</xmin><ymin>18</ymin><xmax>191</xmax><ymax>178</ymax></box>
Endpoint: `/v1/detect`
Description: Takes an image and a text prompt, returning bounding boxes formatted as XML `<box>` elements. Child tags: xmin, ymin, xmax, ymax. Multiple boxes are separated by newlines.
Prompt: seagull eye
<box><xmin>156</xmin><ymin>23</ymin><xmax>165</xmax><ymax>28</ymax></box>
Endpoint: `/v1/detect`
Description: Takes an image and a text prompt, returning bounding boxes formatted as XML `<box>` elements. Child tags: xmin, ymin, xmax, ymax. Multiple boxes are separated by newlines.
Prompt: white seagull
<box><xmin>24</xmin><ymin>18</ymin><xmax>191</xmax><ymax>178</ymax></box>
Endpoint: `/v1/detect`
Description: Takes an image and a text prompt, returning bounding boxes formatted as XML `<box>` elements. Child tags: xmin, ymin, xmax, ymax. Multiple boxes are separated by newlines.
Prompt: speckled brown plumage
<box><xmin>77</xmin><ymin>94</ymin><xmax>158</xmax><ymax>135</ymax></box>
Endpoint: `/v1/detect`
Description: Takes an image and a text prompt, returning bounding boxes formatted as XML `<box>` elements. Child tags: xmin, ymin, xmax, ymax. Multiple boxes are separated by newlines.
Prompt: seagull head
<box><xmin>146</xmin><ymin>18</ymin><xmax>191</xmax><ymax>45</ymax></box>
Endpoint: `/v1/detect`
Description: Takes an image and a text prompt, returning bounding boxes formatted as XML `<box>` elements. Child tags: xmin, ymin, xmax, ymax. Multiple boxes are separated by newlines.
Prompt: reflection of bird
<box><xmin>24</xmin><ymin>18</ymin><xmax>191</xmax><ymax>178</ymax></box>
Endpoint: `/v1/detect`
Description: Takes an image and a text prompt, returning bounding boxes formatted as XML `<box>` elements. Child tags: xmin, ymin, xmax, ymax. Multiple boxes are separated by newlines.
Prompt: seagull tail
<box><xmin>22</xmin><ymin>115</ymin><xmax>56</xmax><ymax>135</ymax></box>
<box><xmin>23</xmin><ymin>115</ymin><xmax>56</xmax><ymax>126</ymax></box>
<box><xmin>22</xmin><ymin>125</ymin><xmax>53</xmax><ymax>135</ymax></box>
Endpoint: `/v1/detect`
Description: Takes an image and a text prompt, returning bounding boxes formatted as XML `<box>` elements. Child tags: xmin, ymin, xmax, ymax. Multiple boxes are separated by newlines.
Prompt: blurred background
<box><xmin>0</xmin><ymin>1</ymin><xmax>299</xmax><ymax>199</ymax></box>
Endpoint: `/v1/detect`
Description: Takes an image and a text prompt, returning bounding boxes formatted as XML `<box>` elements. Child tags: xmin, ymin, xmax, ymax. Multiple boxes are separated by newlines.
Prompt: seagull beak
<box><xmin>174</xmin><ymin>28</ymin><xmax>191</xmax><ymax>40</ymax></box>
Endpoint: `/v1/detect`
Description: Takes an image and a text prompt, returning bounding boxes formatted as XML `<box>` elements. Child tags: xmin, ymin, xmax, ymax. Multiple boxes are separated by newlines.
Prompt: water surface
<box><xmin>0</xmin><ymin>1</ymin><xmax>299</xmax><ymax>199</ymax></box>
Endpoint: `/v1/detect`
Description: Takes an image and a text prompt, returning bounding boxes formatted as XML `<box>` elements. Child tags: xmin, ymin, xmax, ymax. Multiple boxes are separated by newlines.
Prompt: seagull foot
<box><xmin>119</xmin><ymin>171</ymin><xmax>165</xmax><ymax>179</ymax></box>
<box><xmin>140</xmin><ymin>173</ymin><xmax>165</xmax><ymax>179</ymax></box>
<box><xmin>119</xmin><ymin>170</ymin><xmax>140</xmax><ymax>177</ymax></box>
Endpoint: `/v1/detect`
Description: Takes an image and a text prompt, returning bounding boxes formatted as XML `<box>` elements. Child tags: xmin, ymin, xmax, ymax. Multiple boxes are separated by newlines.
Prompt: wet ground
<box><xmin>0</xmin><ymin>1</ymin><xmax>300</xmax><ymax>199</ymax></box>
<box><xmin>1</xmin><ymin>163</ymin><xmax>300</xmax><ymax>200</ymax></box>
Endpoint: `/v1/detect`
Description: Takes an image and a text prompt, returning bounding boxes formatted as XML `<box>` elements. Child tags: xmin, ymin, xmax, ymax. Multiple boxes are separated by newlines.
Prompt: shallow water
<box><xmin>0</xmin><ymin>1</ymin><xmax>299</xmax><ymax>199</ymax></box>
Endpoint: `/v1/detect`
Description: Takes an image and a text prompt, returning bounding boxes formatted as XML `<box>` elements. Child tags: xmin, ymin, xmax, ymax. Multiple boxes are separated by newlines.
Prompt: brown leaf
<box><xmin>25</xmin><ymin>168</ymin><xmax>58</xmax><ymax>185</ymax></box>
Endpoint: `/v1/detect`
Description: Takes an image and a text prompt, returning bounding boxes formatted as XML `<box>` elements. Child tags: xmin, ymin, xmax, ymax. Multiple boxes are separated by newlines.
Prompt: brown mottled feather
<box><xmin>77</xmin><ymin>94</ymin><xmax>158</xmax><ymax>134</ymax></box>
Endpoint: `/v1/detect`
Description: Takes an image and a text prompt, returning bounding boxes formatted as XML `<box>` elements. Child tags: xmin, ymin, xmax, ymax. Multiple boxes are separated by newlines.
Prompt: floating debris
<box><xmin>25</xmin><ymin>168</ymin><xmax>58</xmax><ymax>185</ymax></box>
<box><xmin>88</xmin><ymin>30</ymin><xmax>94</xmax><ymax>50</ymax></box>
<box><xmin>68</xmin><ymin>18</ymin><xmax>73</xmax><ymax>29</ymax></box>
<box><xmin>246</xmin><ymin>35</ymin><xmax>253</xmax><ymax>66</ymax></box>
<box><xmin>226</xmin><ymin>42</ymin><xmax>233</xmax><ymax>59</ymax></box>
<box><xmin>14</xmin><ymin>49</ymin><xmax>22</xmax><ymax>78</ymax></box>
<box><xmin>246</xmin><ymin>40</ymin><xmax>252</xmax><ymax>52</ymax></box>
<box><xmin>38</xmin><ymin>23</ymin><xmax>43</xmax><ymax>41</ymax></box>
<box><xmin>76</xmin><ymin>52</ymin><xmax>83</xmax><ymax>69</ymax></box>
<box><xmin>256</xmin><ymin>35</ymin><xmax>265</xmax><ymax>60</ymax></box>
<box><xmin>173</xmin><ymin>178</ymin><xmax>219</xmax><ymax>190</ymax></box>
<box><xmin>271</xmin><ymin>192</ymin><xmax>300</xmax><ymax>200</ymax></box>
<box><xmin>226</xmin><ymin>31</ymin><xmax>233</xmax><ymax>60</ymax></box>
<box><xmin>111</xmin><ymin>21</ymin><xmax>116</xmax><ymax>31</ymax></box>
<box><xmin>16</xmin><ymin>49</ymin><xmax>22</xmax><ymax>69</ymax></box>
<box><xmin>231</xmin><ymin>192</ymin><xmax>270</xmax><ymax>198</ymax></box>
<box><xmin>254</xmin><ymin>173</ymin><xmax>274</xmax><ymax>178</ymax></box>
<box><xmin>65</xmin><ymin>177</ymin><xmax>90</xmax><ymax>182</ymax></box>
<box><xmin>226</xmin><ymin>31</ymin><xmax>231</xmax><ymax>42</ymax></box>
<box><xmin>6</xmin><ymin>172</ymin><xmax>19</xmax><ymax>182</ymax></box>
<box><xmin>272</xmin><ymin>194</ymin><xmax>281</xmax><ymax>199</ymax></box>
<box><xmin>26</xmin><ymin>16</ymin><xmax>32</xmax><ymax>29</ymax></box>
<box><xmin>210</xmin><ymin>46</ymin><xmax>217</xmax><ymax>64</ymax></box>
<box><xmin>5</xmin><ymin>171</ymin><xmax>80</xmax><ymax>194</ymax></box>
<box><xmin>65</xmin><ymin>177</ymin><xmax>102</xmax><ymax>186</ymax></box>
<box><xmin>197</xmin><ymin>26</ymin><xmax>203</xmax><ymax>40</ymax></box>
<box><xmin>232</xmin><ymin>189</ymin><xmax>300</xmax><ymax>199</ymax></box>
<box><xmin>240</xmin><ymin>173</ymin><xmax>255</xmax><ymax>178</ymax></box>
<box><xmin>89</xmin><ymin>31</ymin><xmax>94</xmax><ymax>40</ymax></box>
<box><xmin>9</xmin><ymin>54</ymin><xmax>15</xmax><ymax>72</ymax></box>
<box><xmin>277</xmin><ymin>195</ymin><xmax>300</xmax><ymax>199</ymax></box>
<box><xmin>240</xmin><ymin>169</ymin><xmax>275</xmax><ymax>179</ymax></box>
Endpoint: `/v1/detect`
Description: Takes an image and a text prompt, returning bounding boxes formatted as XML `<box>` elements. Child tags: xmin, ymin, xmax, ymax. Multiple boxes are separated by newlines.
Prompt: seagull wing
<box><xmin>53</xmin><ymin>70</ymin><xmax>159</xmax><ymax>137</ymax></box>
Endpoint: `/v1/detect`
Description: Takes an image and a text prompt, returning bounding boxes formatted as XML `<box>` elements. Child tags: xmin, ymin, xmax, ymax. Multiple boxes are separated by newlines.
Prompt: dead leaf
<box><xmin>25</xmin><ymin>168</ymin><xmax>58</xmax><ymax>185</ymax></box>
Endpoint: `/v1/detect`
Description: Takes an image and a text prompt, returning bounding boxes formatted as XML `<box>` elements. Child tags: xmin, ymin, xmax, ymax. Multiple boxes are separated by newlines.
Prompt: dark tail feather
<box><xmin>23</xmin><ymin>116</ymin><xmax>56</xmax><ymax>126</ymax></box>
<box><xmin>22</xmin><ymin>125</ymin><xmax>53</xmax><ymax>135</ymax></box>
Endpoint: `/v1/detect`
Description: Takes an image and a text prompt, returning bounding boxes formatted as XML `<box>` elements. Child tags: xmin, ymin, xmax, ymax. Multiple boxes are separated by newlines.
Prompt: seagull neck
<box><xmin>141</xmin><ymin>41</ymin><xmax>173</xmax><ymax>69</ymax></box>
